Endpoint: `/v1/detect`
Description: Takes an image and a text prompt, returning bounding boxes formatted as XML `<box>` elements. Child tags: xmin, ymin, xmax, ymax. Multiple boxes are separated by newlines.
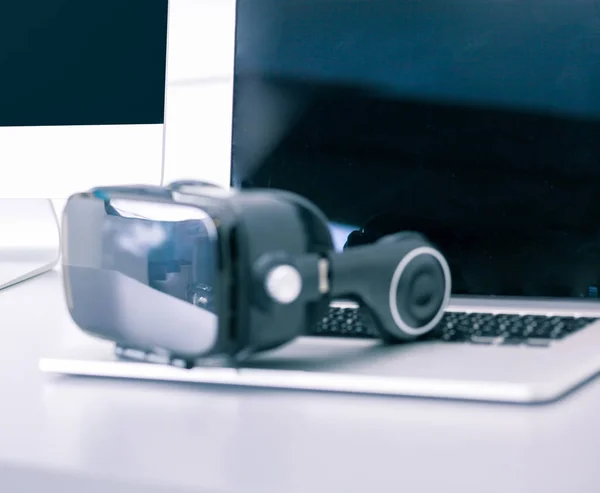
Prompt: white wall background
<box><xmin>162</xmin><ymin>0</ymin><xmax>236</xmax><ymax>190</ymax></box>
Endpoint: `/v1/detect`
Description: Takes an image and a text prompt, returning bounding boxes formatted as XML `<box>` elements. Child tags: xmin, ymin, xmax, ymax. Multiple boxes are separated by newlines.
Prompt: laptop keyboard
<box><xmin>312</xmin><ymin>307</ymin><xmax>598</xmax><ymax>347</ymax></box>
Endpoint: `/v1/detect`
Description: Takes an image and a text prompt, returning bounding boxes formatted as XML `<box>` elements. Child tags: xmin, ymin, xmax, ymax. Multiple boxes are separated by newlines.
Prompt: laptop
<box><xmin>40</xmin><ymin>0</ymin><xmax>600</xmax><ymax>403</ymax></box>
<box><xmin>227</xmin><ymin>0</ymin><xmax>600</xmax><ymax>401</ymax></box>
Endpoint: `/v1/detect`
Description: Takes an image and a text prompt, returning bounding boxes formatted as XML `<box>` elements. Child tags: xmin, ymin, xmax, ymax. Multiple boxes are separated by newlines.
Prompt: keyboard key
<box><xmin>478</xmin><ymin>323</ymin><xmax>504</xmax><ymax>337</ymax></box>
<box><xmin>470</xmin><ymin>335</ymin><xmax>498</xmax><ymax>344</ymax></box>
<box><xmin>505</xmin><ymin>324</ymin><xmax>526</xmax><ymax>337</ymax></box>
<box><xmin>575</xmin><ymin>317</ymin><xmax>596</xmax><ymax>329</ymax></box>
<box><xmin>501</xmin><ymin>337</ymin><xmax>524</xmax><ymax>346</ymax></box>
<box><xmin>528</xmin><ymin>324</ymin><xmax>554</xmax><ymax>339</ymax></box>
<box><xmin>526</xmin><ymin>338</ymin><xmax>552</xmax><ymax>347</ymax></box>
<box><xmin>495</xmin><ymin>314</ymin><xmax>522</xmax><ymax>325</ymax></box>
<box><xmin>441</xmin><ymin>330</ymin><xmax>470</xmax><ymax>342</ymax></box>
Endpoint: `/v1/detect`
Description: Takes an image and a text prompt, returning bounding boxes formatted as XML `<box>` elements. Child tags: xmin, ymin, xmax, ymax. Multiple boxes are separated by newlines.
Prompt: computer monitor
<box><xmin>0</xmin><ymin>0</ymin><xmax>169</xmax><ymax>198</ymax></box>
<box><xmin>0</xmin><ymin>0</ymin><xmax>169</xmax><ymax>287</ymax></box>
<box><xmin>231</xmin><ymin>0</ymin><xmax>600</xmax><ymax>299</ymax></box>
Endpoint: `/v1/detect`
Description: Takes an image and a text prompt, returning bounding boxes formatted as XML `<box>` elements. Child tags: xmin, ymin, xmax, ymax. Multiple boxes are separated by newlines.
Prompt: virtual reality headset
<box><xmin>61</xmin><ymin>181</ymin><xmax>451</xmax><ymax>367</ymax></box>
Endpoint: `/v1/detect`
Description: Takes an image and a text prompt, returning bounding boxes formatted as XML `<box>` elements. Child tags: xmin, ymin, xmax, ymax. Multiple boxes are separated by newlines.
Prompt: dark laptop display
<box><xmin>231</xmin><ymin>0</ymin><xmax>600</xmax><ymax>299</ymax></box>
<box><xmin>0</xmin><ymin>1</ymin><xmax>168</xmax><ymax>127</ymax></box>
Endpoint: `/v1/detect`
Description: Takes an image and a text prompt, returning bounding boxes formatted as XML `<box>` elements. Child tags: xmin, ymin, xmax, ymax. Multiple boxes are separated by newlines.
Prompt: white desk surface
<box><xmin>1</xmin><ymin>271</ymin><xmax>600</xmax><ymax>493</ymax></box>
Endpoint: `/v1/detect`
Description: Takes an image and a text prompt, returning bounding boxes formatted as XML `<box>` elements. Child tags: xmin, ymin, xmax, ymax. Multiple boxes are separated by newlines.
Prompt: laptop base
<box><xmin>39</xmin><ymin>332</ymin><xmax>600</xmax><ymax>404</ymax></box>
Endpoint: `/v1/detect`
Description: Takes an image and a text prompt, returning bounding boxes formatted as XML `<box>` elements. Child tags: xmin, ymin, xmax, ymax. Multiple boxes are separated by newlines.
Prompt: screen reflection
<box><xmin>63</xmin><ymin>195</ymin><xmax>220</xmax><ymax>358</ymax></box>
<box><xmin>103</xmin><ymin>198</ymin><xmax>218</xmax><ymax>313</ymax></box>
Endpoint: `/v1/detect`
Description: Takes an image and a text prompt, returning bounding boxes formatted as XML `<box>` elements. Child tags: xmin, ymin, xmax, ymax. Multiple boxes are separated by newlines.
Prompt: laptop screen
<box><xmin>230</xmin><ymin>0</ymin><xmax>600</xmax><ymax>299</ymax></box>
